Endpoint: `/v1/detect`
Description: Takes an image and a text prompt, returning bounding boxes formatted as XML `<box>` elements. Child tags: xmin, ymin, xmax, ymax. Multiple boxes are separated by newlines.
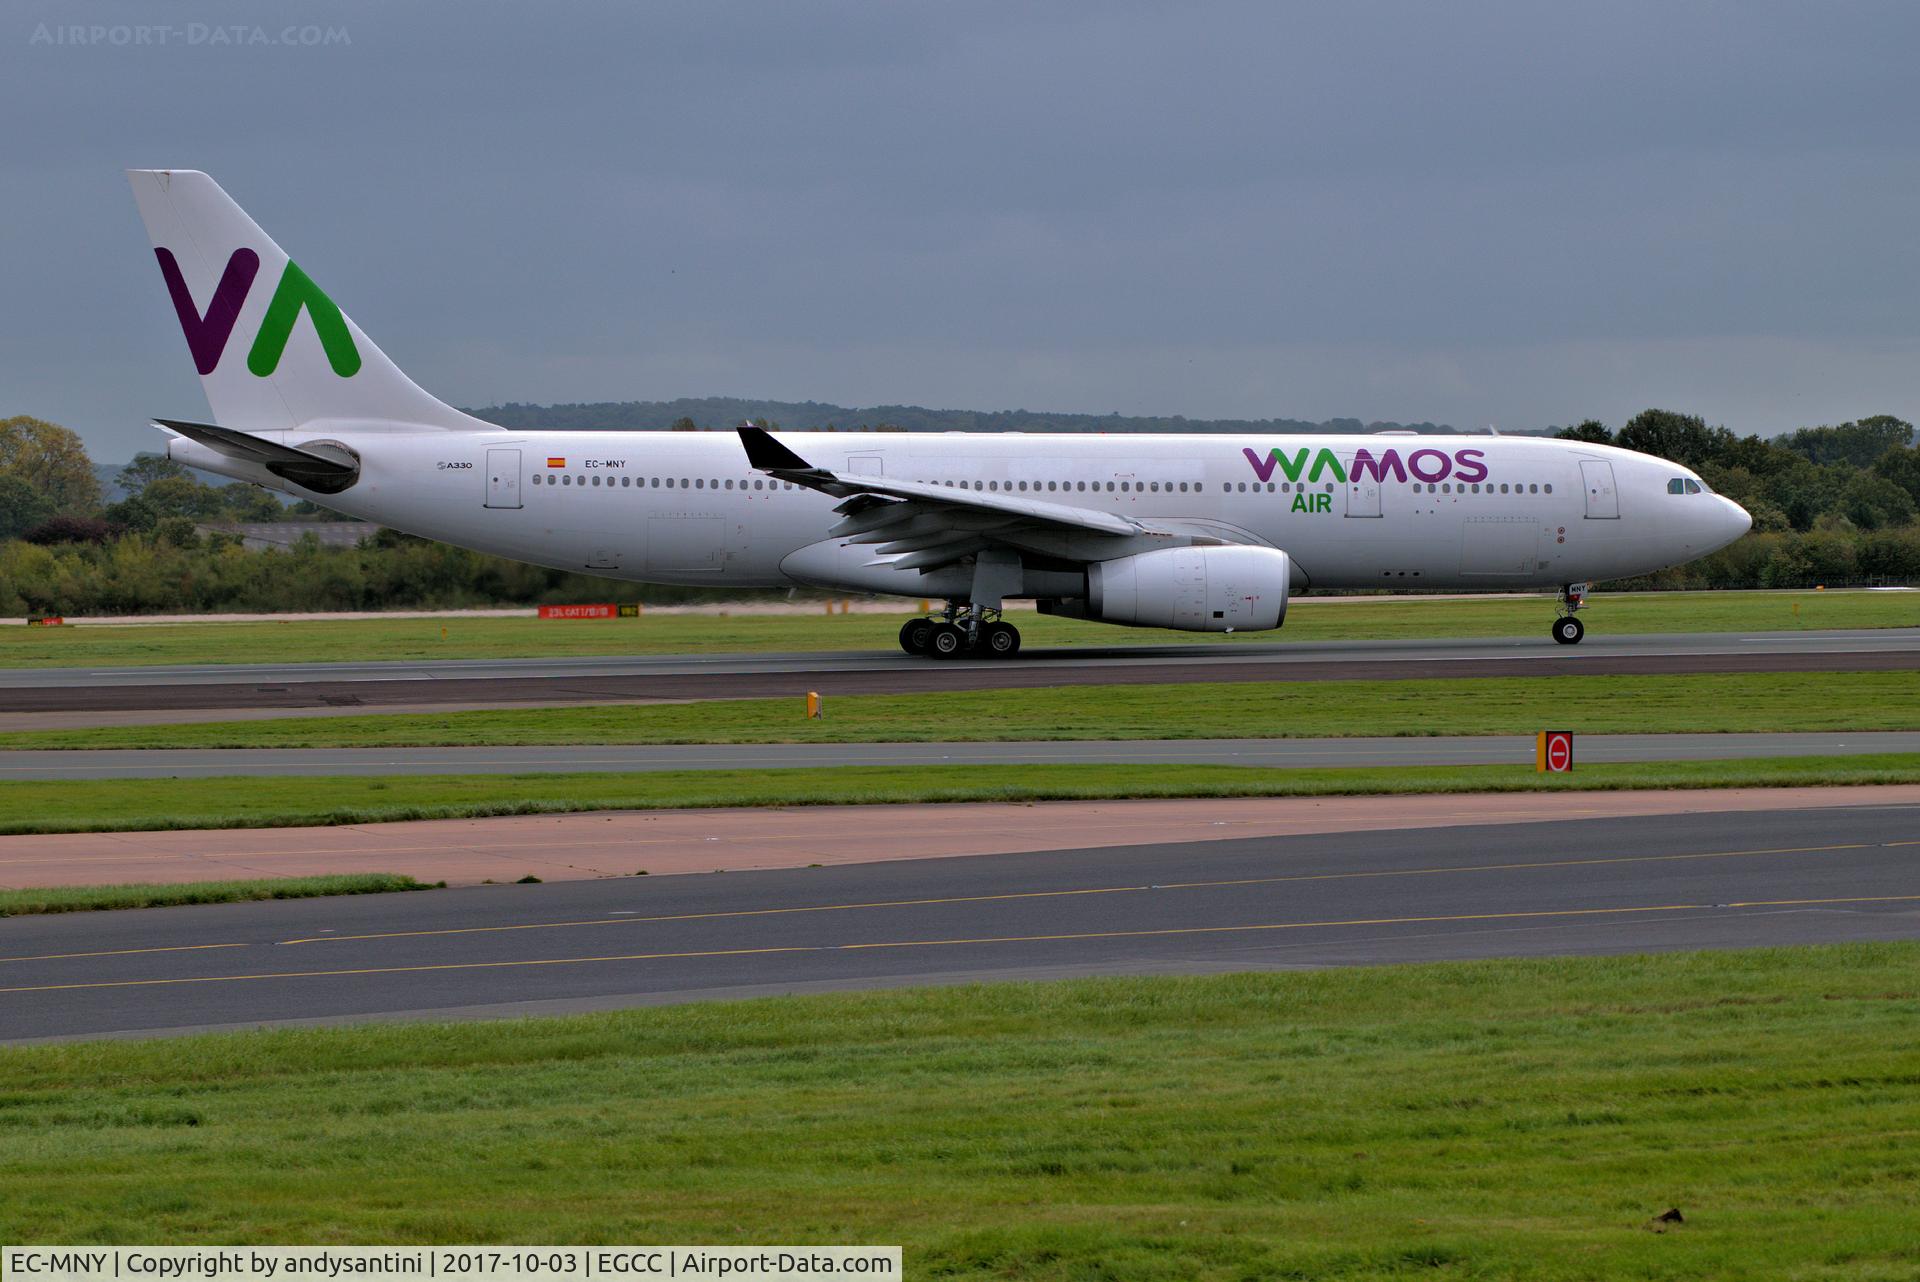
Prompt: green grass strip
<box><xmin>2</xmin><ymin>588</ymin><xmax>1911</xmax><ymax>669</ymax></box>
<box><xmin>2</xmin><ymin>945</ymin><xmax>1919</xmax><ymax>1276</ymax></box>
<box><xmin>1</xmin><ymin>755</ymin><xmax>1915</xmax><ymax>835</ymax></box>
<box><xmin>0</xmin><ymin>873</ymin><xmax>434</xmax><ymax>917</ymax></box>
<box><xmin>2</xmin><ymin>671</ymin><xmax>1913</xmax><ymax>749</ymax></box>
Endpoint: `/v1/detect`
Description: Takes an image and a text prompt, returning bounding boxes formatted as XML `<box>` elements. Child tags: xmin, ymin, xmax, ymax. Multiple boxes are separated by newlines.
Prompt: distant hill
<box><xmin>463</xmin><ymin>397</ymin><xmax>1466</xmax><ymax>436</ymax></box>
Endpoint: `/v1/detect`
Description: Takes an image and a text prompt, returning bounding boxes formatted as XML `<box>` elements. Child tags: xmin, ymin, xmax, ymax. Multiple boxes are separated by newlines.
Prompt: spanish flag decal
<box><xmin>546</xmin><ymin>457</ymin><xmax>566</xmax><ymax>468</ymax></box>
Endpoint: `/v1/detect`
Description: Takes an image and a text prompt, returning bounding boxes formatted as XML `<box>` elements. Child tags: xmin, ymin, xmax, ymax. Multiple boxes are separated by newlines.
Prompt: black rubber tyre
<box><xmin>899</xmin><ymin>618</ymin><xmax>933</xmax><ymax>655</ymax></box>
<box><xmin>1552</xmin><ymin>616</ymin><xmax>1585</xmax><ymax>645</ymax></box>
<box><xmin>928</xmin><ymin>621</ymin><xmax>968</xmax><ymax>658</ymax></box>
<box><xmin>981</xmin><ymin>621</ymin><xmax>1021</xmax><ymax>658</ymax></box>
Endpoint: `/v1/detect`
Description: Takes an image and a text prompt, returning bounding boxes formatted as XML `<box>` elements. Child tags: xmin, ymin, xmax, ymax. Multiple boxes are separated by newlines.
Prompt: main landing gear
<box><xmin>898</xmin><ymin>604</ymin><xmax>1022</xmax><ymax>659</ymax></box>
<box><xmin>1552</xmin><ymin>582</ymin><xmax>1589</xmax><ymax>645</ymax></box>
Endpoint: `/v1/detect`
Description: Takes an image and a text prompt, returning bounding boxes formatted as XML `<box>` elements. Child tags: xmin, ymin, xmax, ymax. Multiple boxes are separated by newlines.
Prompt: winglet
<box><xmin>737</xmin><ymin>424</ymin><xmax>813</xmax><ymax>471</ymax></box>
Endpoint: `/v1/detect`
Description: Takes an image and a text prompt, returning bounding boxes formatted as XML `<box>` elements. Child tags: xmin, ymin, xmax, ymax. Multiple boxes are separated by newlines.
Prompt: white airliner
<box><xmin>129</xmin><ymin>169</ymin><xmax>1751</xmax><ymax>656</ymax></box>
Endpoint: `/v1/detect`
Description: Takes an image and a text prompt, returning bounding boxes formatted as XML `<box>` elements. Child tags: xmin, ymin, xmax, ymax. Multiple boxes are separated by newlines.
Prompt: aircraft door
<box><xmin>1345</xmin><ymin>464</ymin><xmax>1381</xmax><ymax>518</ymax></box>
<box><xmin>728</xmin><ymin>512</ymin><xmax>751</xmax><ymax>571</ymax></box>
<box><xmin>1579</xmin><ymin>460</ymin><xmax>1619</xmax><ymax>518</ymax></box>
<box><xmin>484</xmin><ymin>448</ymin><xmax>522</xmax><ymax>509</ymax></box>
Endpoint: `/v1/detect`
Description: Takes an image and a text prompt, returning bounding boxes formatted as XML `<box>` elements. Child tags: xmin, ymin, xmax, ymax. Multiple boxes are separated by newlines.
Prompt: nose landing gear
<box><xmin>1552</xmin><ymin>582</ymin><xmax>1589</xmax><ymax>644</ymax></box>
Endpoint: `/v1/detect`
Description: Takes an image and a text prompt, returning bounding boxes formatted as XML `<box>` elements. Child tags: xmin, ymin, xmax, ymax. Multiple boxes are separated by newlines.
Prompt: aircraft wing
<box><xmin>739</xmin><ymin>426</ymin><xmax>1170</xmax><ymax>570</ymax></box>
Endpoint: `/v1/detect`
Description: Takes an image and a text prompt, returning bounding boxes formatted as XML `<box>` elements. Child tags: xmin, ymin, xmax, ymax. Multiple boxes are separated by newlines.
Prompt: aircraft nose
<box><xmin>1720</xmin><ymin>496</ymin><xmax>1752</xmax><ymax>543</ymax></box>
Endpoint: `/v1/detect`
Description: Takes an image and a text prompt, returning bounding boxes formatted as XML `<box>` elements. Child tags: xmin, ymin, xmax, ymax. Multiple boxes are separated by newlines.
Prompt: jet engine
<box><xmin>1080</xmin><ymin>545</ymin><xmax>1291</xmax><ymax>632</ymax></box>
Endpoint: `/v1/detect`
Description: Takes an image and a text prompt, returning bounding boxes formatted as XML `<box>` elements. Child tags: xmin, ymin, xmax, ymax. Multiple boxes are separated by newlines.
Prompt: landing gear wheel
<box><xmin>1552</xmin><ymin>616</ymin><xmax>1585</xmax><ymax>645</ymax></box>
<box><xmin>927</xmin><ymin>621</ymin><xmax>968</xmax><ymax>658</ymax></box>
<box><xmin>980</xmin><ymin>621</ymin><xmax>1021</xmax><ymax>658</ymax></box>
<box><xmin>898</xmin><ymin>618</ymin><xmax>932</xmax><ymax>655</ymax></box>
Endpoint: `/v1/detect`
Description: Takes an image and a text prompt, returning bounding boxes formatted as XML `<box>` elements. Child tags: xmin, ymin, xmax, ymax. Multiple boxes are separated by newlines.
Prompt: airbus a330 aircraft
<box><xmin>129</xmin><ymin>169</ymin><xmax>1752</xmax><ymax>656</ymax></box>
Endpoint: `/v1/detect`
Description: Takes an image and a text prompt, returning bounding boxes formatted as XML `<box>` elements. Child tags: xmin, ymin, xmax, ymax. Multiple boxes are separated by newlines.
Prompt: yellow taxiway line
<box><xmin>4</xmin><ymin>893</ymin><xmax>1917</xmax><ymax>996</ymax></box>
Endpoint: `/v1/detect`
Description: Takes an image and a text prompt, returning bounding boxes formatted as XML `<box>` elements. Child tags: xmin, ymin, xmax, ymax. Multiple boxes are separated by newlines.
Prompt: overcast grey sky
<box><xmin>7</xmin><ymin>0</ymin><xmax>1919</xmax><ymax>459</ymax></box>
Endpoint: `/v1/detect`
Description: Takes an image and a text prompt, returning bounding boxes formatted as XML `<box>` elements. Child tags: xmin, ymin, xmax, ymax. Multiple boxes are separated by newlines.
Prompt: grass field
<box><xmin>2</xmin><ymin>589</ymin><xmax>1911</xmax><ymax>669</ymax></box>
<box><xmin>4</xmin><ymin>671</ymin><xmax>1912</xmax><ymax>750</ymax></box>
<box><xmin>2</xmin><ymin>945</ymin><xmax>1918</xmax><ymax>1278</ymax></box>
<box><xmin>0</xmin><ymin>873</ymin><xmax>429</xmax><ymax>917</ymax></box>
<box><xmin>2</xmin><ymin>755</ymin><xmax>1916</xmax><ymax>835</ymax></box>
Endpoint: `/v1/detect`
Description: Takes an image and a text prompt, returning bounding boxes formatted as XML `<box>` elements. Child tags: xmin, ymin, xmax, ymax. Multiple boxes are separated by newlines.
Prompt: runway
<box><xmin>4</xmin><ymin>731</ymin><xmax>1918</xmax><ymax>781</ymax></box>
<box><xmin>3</xmin><ymin>798</ymin><xmax>1915</xmax><ymax>1041</ymax></box>
<box><xmin>6</xmin><ymin>627</ymin><xmax>1915</xmax><ymax>716</ymax></box>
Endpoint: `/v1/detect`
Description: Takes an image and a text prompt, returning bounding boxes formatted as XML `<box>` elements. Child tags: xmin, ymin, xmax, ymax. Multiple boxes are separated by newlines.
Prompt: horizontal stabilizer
<box><xmin>155</xmin><ymin>418</ymin><xmax>359</xmax><ymax>494</ymax></box>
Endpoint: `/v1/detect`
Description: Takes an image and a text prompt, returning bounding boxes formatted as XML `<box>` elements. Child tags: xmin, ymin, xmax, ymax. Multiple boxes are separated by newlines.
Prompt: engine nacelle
<box><xmin>1087</xmin><ymin>545</ymin><xmax>1291</xmax><ymax>632</ymax></box>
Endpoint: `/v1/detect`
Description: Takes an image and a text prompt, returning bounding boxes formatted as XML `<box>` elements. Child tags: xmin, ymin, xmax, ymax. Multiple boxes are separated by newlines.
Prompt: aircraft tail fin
<box><xmin>127</xmin><ymin>169</ymin><xmax>490</xmax><ymax>432</ymax></box>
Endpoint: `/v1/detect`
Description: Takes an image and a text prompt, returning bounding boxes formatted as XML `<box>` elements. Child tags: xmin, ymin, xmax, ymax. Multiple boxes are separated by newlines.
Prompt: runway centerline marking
<box><xmin>273</xmin><ymin>840</ymin><xmax>1884</xmax><ymax>946</ymax></box>
<box><xmin>839</xmin><ymin>894</ymin><xmax>1920</xmax><ymax>953</ymax></box>
<box><xmin>0</xmin><ymin>942</ymin><xmax>250</xmax><ymax>965</ymax></box>
<box><xmin>9</xmin><ymin>894</ymin><xmax>1919</xmax><ymax>996</ymax></box>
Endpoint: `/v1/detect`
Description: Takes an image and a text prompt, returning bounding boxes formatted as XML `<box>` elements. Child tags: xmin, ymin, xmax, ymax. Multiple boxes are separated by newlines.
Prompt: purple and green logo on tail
<box><xmin>154</xmin><ymin>247</ymin><xmax>361</xmax><ymax>378</ymax></box>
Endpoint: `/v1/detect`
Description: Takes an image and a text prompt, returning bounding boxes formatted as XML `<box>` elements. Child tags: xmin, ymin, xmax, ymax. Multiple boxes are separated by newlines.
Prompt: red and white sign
<box><xmin>1539</xmin><ymin>730</ymin><xmax>1574</xmax><ymax>773</ymax></box>
<box><xmin>538</xmin><ymin>603</ymin><xmax>616</xmax><ymax>620</ymax></box>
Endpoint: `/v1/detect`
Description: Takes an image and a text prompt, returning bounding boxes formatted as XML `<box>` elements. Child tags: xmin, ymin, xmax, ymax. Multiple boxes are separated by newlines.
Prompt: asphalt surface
<box><xmin>4</xmin><ymin>732</ymin><xmax>1918</xmax><ymax>781</ymax></box>
<box><xmin>4</xmin><ymin>801</ymin><xmax>1915</xmax><ymax>1041</ymax></box>
<box><xmin>6</xmin><ymin>628</ymin><xmax>1916</xmax><ymax>713</ymax></box>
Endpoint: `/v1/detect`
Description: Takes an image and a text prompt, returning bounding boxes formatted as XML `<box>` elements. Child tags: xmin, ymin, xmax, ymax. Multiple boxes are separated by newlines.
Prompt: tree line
<box><xmin>476</xmin><ymin>397</ymin><xmax>1449</xmax><ymax>437</ymax></box>
<box><xmin>0</xmin><ymin>415</ymin><xmax>329</xmax><ymax>544</ymax></box>
<box><xmin>1557</xmin><ymin>409</ymin><xmax>1918</xmax><ymax>533</ymax></box>
<box><xmin>1553</xmin><ymin>409</ymin><xmax>1920</xmax><ymax>589</ymax></box>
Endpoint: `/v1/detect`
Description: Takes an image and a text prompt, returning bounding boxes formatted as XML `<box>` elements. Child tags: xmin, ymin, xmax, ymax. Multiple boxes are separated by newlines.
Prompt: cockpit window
<box><xmin>1684</xmin><ymin>479</ymin><xmax>1702</xmax><ymax>494</ymax></box>
<box><xmin>1667</xmin><ymin>478</ymin><xmax>1686</xmax><ymax>494</ymax></box>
